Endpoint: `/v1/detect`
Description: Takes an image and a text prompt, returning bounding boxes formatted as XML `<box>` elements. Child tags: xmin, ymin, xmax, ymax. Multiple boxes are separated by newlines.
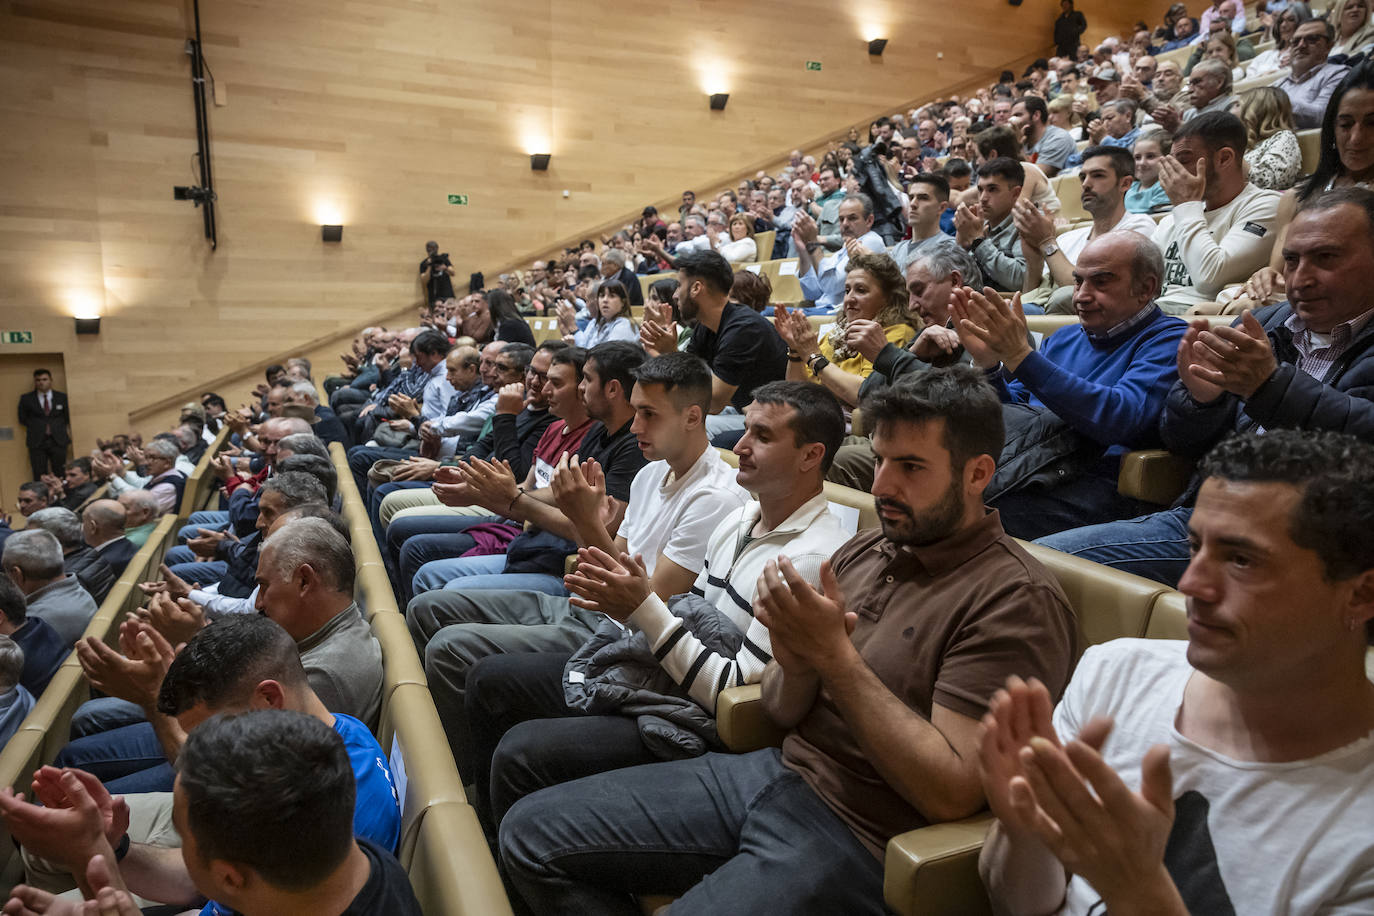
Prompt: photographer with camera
<box><xmin>420</xmin><ymin>240</ymin><xmax>455</xmax><ymax>306</ymax></box>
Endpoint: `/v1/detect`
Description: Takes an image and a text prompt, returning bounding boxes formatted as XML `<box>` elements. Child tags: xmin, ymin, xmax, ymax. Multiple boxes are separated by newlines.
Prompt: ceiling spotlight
<box><xmin>709</xmin><ymin>93</ymin><xmax>729</xmax><ymax>111</ymax></box>
<box><xmin>868</xmin><ymin>38</ymin><xmax>888</xmax><ymax>56</ymax></box>
<box><xmin>529</xmin><ymin>153</ymin><xmax>552</xmax><ymax>171</ymax></box>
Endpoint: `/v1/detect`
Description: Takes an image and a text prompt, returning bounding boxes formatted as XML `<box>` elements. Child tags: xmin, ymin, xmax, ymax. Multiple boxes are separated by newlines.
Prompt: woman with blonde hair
<box><xmin>1239</xmin><ymin>87</ymin><xmax>1302</xmax><ymax>190</ymax></box>
<box><xmin>1331</xmin><ymin>0</ymin><xmax>1374</xmax><ymax>57</ymax></box>
<box><xmin>711</xmin><ymin>212</ymin><xmax>757</xmax><ymax>264</ymax></box>
<box><xmin>1203</xmin><ymin>31</ymin><xmax>1247</xmax><ymax>82</ymax></box>
<box><xmin>774</xmin><ymin>252</ymin><xmax>916</xmax><ymax>407</ymax></box>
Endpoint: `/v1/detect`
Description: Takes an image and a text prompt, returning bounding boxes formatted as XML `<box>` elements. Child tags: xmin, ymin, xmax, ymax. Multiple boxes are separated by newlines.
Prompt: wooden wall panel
<box><xmin>1</xmin><ymin>0</ymin><xmax>1172</xmax><ymax>446</ymax></box>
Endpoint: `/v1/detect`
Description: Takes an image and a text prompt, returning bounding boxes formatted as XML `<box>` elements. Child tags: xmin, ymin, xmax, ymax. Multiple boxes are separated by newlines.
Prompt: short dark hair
<box><xmin>65</xmin><ymin>457</ymin><xmax>92</xmax><ymax>477</ymax></box>
<box><xmin>0</xmin><ymin>574</ymin><xmax>25</xmax><ymax>625</ymax></box>
<box><xmin>1080</xmin><ymin>145</ymin><xmax>1136</xmax><ymax>180</ymax></box>
<box><xmin>977</xmin><ymin>156</ymin><xmax>1026</xmax><ymax>188</ymax></box>
<box><xmin>549</xmin><ymin>345</ymin><xmax>588</xmax><ymax>381</ymax></box>
<box><xmin>649</xmin><ymin>277</ymin><xmax>680</xmax><ymax>306</ymax></box>
<box><xmin>1173</xmin><ymin>110</ymin><xmax>1248</xmax><ymax>158</ymax></box>
<box><xmin>860</xmin><ymin>366</ymin><xmax>1005</xmax><ymax>471</ymax></box>
<box><xmin>943</xmin><ymin>158</ymin><xmax>973</xmax><ymax>179</ymax></box>
<box><xmin>274</xmin><ymin>456</ymin><xmax>337</xmax><ymax>505</ymax></box>
<box><xmin>1200</xmin><ymin>430</ymin><xmax>1374</xmax><ymax>582</ymax></box>
<box><xmin>32</xmin><ymin>369</ymin><xmax>51</xmax><ymax>379</ymax></box>
<box><xmin>285</xmin><ymin>504</ymin><xmax>351</xmax><ymax>543</ymax></box>
<box><xmin>749</xmin><ymin>381</ymin><xmax>846</xmax><ymax>473</ymax></box>
<box><xmin>730</xmin><ymin>269</ymin><xmax>773</xmax><ymax>312</ymax></box>
<box><xmin>498</xmin><ymin>343</ymin><xmax>535</xmax><ymax>375</ymax></box>
<box><xmin>1293</xmin><ymin>186</ymin><xmax>1374</xmax><ymax>242</ymax></box>
<box><xmin>537</xmin><ymin>339</ymin><xmax>570</xmax><ymax>356</ymax></box>
<box><xmin>177</xmin><ymin>710</ymin><xmax>355</xmax><ymax>891</ymax></box>
<box><xmin>18</xmin><ymin>481</ymin><xmax>49</xmax><ymax>502</ymax></box>
<box><xmin>265</xmin><ymin>364</ymin><xmax>284</xmax><ymax>381</ymax></box>
<box><xmin>587</xmin><ymin>341</ymin><xmax>648</xmax><ymax>401</ymax></box>
<box><xmin>1020</xmin><ymin>95</ymin><xmax>1049</xmax><ymax>124</ymax></box>
<box><xmin>631</xmin><ymin>353</ymin><xmax>714</xmax><ymax>413</ymax></box>
<box><xmin>411</xmin><ymin>329</ymin><xmax>452</xmax><ymax>358</ymax></box>
<box><xmin>910</xmin><ymin>173</ymin><xmax>951</xmax><ymax>202</ymax></box>
<box><xmin>675</xmin><ymin>249</ymin><xmax>735</xmax><ymax>297</ymax></box>
<box><xmin>202</xmin><ymin>394</ymin><xmax>226</xmax><ymax>412</ymax></box>
<box><xmin>158</xmin><ymin>616</ymin><xmax>307</xmax><ymax>717</ymax></box>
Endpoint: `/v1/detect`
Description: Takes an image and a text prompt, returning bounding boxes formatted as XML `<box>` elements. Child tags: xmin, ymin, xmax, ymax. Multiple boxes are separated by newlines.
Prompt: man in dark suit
<box><xmin>17</xmin><ymin>368</ymin><xmax>70</xmax><ymax>479</ymax></box>
<box><xmin>82</xmin><ymin>499</ymin><xmax>138</xmax><ymax>579</ymax></box>
<box><xmin>599</xmin><ymin>249</ymin><xmax>645</xmax><ymax>306</ymax></box>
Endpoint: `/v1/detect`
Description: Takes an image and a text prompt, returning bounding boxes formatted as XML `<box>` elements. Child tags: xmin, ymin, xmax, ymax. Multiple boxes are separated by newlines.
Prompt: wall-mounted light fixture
<box><xmin>709</xmin><ymin>93</ymin><xmax>729</xmax><ymax>111</ymax></box>
<box><xmin>529</xmin><ymin>153</ymin><xmax>552</xmax><ymax>171</ymax></box>
<box><xmin>868</xmin><ymin>38</ymin><xmax>888</xmax><ymax>56</ymax></box>
<box><xmin>74</xmin><ymin>317</ymin><xmax>101</xmax><ymax>335</ymax></box>
<box><xmin>321</xmin><ymin>225</ymin><xmax>343</xmax><ymax>242</ymax></box>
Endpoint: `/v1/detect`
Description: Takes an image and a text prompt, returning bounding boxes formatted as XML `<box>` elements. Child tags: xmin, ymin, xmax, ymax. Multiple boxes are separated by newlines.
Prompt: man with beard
<box><xmin>1014</xmin><ymin>96</ymin><xmax>1076</xmax><ymax>178</ymax></box>
<box><xmin>640</xmin><ymin>249</ymin><xmax>788</xmax><ymax>442</ymax></box>
<box><xmin>498</xmin><ymin>367</ymin><xmax>1077</xmax><ymax>916</ymax></box>
<box><xmin>1151</xmin><ymin>112</ymin><xmax>1280</xmax><ymax>314</ymax></box>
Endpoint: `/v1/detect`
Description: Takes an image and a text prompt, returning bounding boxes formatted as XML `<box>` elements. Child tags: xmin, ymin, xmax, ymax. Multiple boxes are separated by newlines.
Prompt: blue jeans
<box><xmin>53</xmin><ymin>722</ymin><xmax>175</xmax><ymax>793</ymax></box>
<box><xmin>500</xmin><ymin>748</ymin><xmax>888</xmax><ymax>916</ymax></box>
<box><xmin>990</xmin><ymin>471</ymin><xmax>1152</xmax><ymax>541</ymax></box>
<box><xmin>70</xmin><ymin>697</ymin><xmax>145</xmax><ymax>739</ymax></box>
<box><xmin>387</xmin><ymin>514</ymin><xmax>494</xmax><ymax>586</ymax></box>
<box><xmin>178</xmin><ymin>511</ymin><xmax>229</xmax><ymax>543</ymax></box>
<box><xmin>413</xmin><ymin>556</ymin><xmax>566</xmax><ymax>598</ymax></box>
<box><xmin>1035</xmin><ymin>506</ymin><xmax>1194</xmax><ymax>588</ymax></box>
<box><xmin>167</xmin><ymin>560</ymin><xmax>228</xmax><ymax>587</ymax></box>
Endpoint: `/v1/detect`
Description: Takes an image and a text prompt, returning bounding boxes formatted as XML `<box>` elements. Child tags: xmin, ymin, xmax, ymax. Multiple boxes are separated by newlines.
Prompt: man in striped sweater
<box><xmin>463</xmin><ymin>381</ymin><xmax>852</xmax><ymax>830</ymax></box>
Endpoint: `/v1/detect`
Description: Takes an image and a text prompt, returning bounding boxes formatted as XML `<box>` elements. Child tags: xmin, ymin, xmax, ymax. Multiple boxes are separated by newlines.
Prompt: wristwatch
<box><xmin>1040</xmin><ymin>240</ymin><xmax>1060</xmax><ymax>258</ymax></box>
<box><xmin>969</xmin><ymin>237</ymin><xmax>986</xmax><ymax>252</ymax></box>
<box><xmin>807</xmin><ymin>353</ymin><xmax>830</xmax><ymax>377</ymax></box>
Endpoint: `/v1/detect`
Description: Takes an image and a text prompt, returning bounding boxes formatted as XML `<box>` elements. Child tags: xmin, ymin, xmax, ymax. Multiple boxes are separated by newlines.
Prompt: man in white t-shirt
<box><xmin>1151</xmin><ymin>111</ymin><xmax>1281</xmax><ymax>315</ymax></box>
<box><xmin>1015</xmin><ymin>145</ymin><xmax>1159</xmax><ymax>313</ymax></box>
<box><xmin>409</xmin><ymin>352</ymin><xmax>750</xmax><ymax>781</ymax></box>
<box><xmin>463</xmin><ymin>381</ymin><xmax>855</xmax><ymax>829</ymax></box>
<box><xmin>979</xmin><ymin>429</ymin><xmax>1374</xmax><ymax>915</ymax></box>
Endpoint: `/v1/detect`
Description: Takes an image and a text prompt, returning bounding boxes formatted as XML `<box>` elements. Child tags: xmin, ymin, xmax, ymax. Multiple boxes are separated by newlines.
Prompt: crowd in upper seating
<box><xmin>4</xmin><ymin>1</ymin><xmax>1374</xmax><ymax>913</ymax></box>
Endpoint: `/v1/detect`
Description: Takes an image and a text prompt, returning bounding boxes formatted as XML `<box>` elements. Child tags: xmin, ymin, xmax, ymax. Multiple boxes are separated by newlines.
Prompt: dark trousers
<box><xmin>28</xmin><ymin>439</ymin><xmax>67</xmax><ymax>479</ymax></box>
<box><xmin>988</xmin><ymin>471</ymin><xmax>1154</xmax><ymax>541</ymax></box>
<box><xmin>465</xmin><ymin>652</ymin><xmax>656</xmax><ymax>833</ymax></box>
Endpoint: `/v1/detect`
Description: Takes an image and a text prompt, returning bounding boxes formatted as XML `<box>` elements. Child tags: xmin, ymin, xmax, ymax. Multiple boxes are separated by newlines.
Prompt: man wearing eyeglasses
<box><xmin>1182</xmin><ymin>60</ymin><xmax>1238</xmax><ymax>122</ymax></box>
<box><xmin>1276</xmin><ymin>20</ymin><xmax>1350</xmax><ymax>129</ymax></box>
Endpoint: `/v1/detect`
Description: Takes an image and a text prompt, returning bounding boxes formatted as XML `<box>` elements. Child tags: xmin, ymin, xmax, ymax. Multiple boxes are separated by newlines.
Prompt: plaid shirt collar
<box><xmin>1283</xmin><ymin>306</ymin><xmax>1374</xmax><ymax>373</ymax></box>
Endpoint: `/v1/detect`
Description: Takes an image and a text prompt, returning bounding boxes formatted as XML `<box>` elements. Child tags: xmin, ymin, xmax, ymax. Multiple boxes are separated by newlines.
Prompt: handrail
<box><xmin>326</xmin><ymin>443</ymin><xmax>514</xmax><ymax>915</ymax></box>
<box><xmin>177</xmin><ymin>425</ymin><xmax>232</xmax><ymax>521</ymax></box>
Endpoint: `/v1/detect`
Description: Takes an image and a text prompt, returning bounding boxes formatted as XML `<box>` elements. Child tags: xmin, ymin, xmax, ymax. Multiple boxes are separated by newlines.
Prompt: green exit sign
<box><xmin>805</xmin><ymin>60</ymin><xmax>822</xmax><ymax>71</ymax></box>
<box><xmin>447</xmin><ymin>194</ymin><xmax>469</xmax><ymax>205</ymax></box>
<box><xmin>2</xmin><ymin>331</ymin><xmax>32</xmax><ymax>344</ymax></box>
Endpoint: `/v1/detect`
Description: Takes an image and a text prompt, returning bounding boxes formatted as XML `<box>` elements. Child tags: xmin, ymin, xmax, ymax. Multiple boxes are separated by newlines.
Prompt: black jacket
<box><xmin>18</xmin><ymin>390</ymin><xmax>71</xmax><ymax>446</ymax></box>
<box><xmin>95</xmin><ymin>537</ymin><xmax>139</xmax><ymax>579</ymax></box>
<box><xmin>66</xmin><ymin>545</ymin><xmax>115</xmax><ymax>605</ymax></box>
<box><xmin>1161</xmin><ymin>303</ymin><xmax>1374</xmax><ymax>503</ymax></box>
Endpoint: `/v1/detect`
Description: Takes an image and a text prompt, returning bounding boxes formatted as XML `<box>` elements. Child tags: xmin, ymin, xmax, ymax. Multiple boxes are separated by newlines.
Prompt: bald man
<box><xmin>82</xmin><ymin>499</ymin><xmax>138</xmax><ymax>579</ymax></box>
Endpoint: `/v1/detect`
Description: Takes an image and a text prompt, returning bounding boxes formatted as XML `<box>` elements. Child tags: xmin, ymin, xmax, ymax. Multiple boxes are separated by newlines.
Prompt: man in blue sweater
<box><xmin>951</xmin><ymin>230</ymin><xmax>1187</xmax><ymax>539</ymax></box>
<box><xmin>1036</xmin><ymin>187</ymin><xmax>1374</xmax><ymax>586</ymax></box>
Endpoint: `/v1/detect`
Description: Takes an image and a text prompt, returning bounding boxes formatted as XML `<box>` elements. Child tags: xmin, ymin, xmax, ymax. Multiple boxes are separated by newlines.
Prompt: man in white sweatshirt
<box><xmin>464</xmin><ymin>380</ymin><xmax>852</xmax><ymax>829</ymax></box>
<box><xmin>1151</xmin><ymin>111</ymin><xmax>1281</xmax><ymax>315</ymax></box>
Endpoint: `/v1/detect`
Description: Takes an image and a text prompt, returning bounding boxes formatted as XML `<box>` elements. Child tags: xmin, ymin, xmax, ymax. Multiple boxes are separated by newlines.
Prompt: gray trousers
<box><xmin>405</xmin><ymin>588</ymin><xmax>601</xmax><ymax>783</ymax></box>
<box><xmin>827</xmin><ymin>434</ymin><xmax>877</xmax><ymax>493</ymax></box>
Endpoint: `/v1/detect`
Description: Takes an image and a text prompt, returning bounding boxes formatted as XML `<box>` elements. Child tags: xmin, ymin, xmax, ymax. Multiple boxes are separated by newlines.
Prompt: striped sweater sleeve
<box><xmin>626</xmin><ymin>550</ymin><xmax>828</xmax><ymax>714</ymax></box>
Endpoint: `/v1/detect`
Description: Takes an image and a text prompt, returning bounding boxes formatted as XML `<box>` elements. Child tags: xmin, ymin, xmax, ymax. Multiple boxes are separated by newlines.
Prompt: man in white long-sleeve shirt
<box><xmin>464</xmin><ymin>380</ymin><xmax>851</xmax><ymax>829</ymax></box>
<box><xmin>1152</xmin><ymin>111</ymin><xmax>1281</xmax><ymax>315</ymax></box>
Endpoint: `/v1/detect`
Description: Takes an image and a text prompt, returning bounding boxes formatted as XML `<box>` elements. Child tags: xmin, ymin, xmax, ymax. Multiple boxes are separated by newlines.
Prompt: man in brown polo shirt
<box><xmin>499</xmin><ymin>366</ymin><xmax>1078</xmax><ymax>915</ymax></box>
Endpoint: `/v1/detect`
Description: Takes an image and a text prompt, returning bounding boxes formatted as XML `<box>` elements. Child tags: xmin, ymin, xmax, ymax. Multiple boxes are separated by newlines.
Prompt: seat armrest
<box><xmin>715</xmin><ymin>684</ymin><xmax>786</xmax><ymax>752</ymax></box>
<box><xmin>883</xmin><ymin>814</ymin><xmax>995</xmax><ymax>916</ymax></box>
<box><xmin>1117</xmin><ymin>449</ymin><xmax>1194</xmax><ymax>505</ymax></box>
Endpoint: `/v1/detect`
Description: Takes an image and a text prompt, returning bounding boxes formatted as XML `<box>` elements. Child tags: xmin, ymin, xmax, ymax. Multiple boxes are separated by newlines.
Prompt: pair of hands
<box><xmin>774</xmin><ymin>307</ymin><xmax>821</xmax><ymax>358</ymax></box>
<box><xmin>1177</xmin><ymin>311</ymin><xmax>1277</xmax><ymax>402</ymax></box>
<box><xmin>979</xmin><ymin>677</ymin><xmax>1179</xmax><ymax>909</ymax></box>
<box><xmin>1012</xmin><ymin>199</ymin><xmax>1057</xmax><ymax>251</ymax></box>
<box><xmin>387</xmin><ymin>393</ymin><xmax>420</xmax><ymax>420</ymax></box>
<box><xmin>0</xmin><ymin>767</ymin><xmax>140</xmax><ymax>916</ymax></box>
<box><xmin>640</xmin><ymin>301</ymin><xmax>679</xmax><ymax>357</ymax></box>
<box><xmin>954</xmin><ymin>201</ymin><xmax>986</xmax><ymax>249</ymax></box>
<box><xmin>185</xmin><ymin>527</ymin><xmax>235</xmax><ymax>561</ymax></box>
<box><xmin>949</xmin><ymin>286</ymin><xmax>1035</xmax><ymax>372</ymax></box>
<box><xmin>76</xmin><ymin>617</ymin><xmax>178</xmax><ymax>712</ymax></box>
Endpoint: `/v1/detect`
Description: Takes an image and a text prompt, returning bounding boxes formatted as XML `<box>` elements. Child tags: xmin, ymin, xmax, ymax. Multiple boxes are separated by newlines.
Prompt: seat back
<box><xmin>1020</xmin><ymin>542</ymin><xmax>1168</xmax><ymax>651</ymax></box>
<box><xmin>822</xmin><ymin>480</ymin><xmax>879</xmax><ymax>533</ymax></box>
<box><xmin>760</xmin><ymin>258</ymin><xmax>803</xmax><ymax>304</ymax></box>
<box><xmin>1143</xmin><ymin>590</ymin><xmax>1189</xmax><ymax>640</ymax></box>
<box><xmin>752</xmin><ymin>230</ymin><xmax>776</xmax><ymax>262</ymax></box>
<box><xmin>1297</xmin><ymin>127</ymin><xmax>1322</xmax><ymax>177</ymax></box>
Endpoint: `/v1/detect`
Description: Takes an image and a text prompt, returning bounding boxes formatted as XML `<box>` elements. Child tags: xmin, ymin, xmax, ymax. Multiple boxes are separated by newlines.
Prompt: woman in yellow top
<box><xmin>776</xmin><ymin>251</ymin><xmax>916</xmax><ymax>407</ymax></box>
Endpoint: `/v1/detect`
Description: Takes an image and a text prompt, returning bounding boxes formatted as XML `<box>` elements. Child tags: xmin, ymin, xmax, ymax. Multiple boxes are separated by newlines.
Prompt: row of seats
<box><xmin>0</xmin><ymin>425</ymin><xmax>232</xmax><ymax>887</ymax></box>
<box><xmin>326</xmin><ymin>443</ymin><xmax>513</xmax><ymax>916</ymax></box>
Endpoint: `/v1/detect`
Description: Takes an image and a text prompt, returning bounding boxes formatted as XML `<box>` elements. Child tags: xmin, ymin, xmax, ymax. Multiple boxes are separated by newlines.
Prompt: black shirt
<box><xmin>496</xmin><ymin>318</ymin><xmax>536</xmax><ymax>347</ymax></box>
<box><xmin>13</xmin><ymin>617</ymin><xmax>65</xmax><ymax>697</ymax></box>
<box><xmin>341</xmin><ymin>838</ymin><xmax>423</xmax><ymax>915</ymax></box>
<box><xmin>420</xmin><ymin>255</ymin><xmax>455</xmax><ymax>303</ymax></box>
<box><xmin>687</xmin><ymin>302</ymin><xmax>789</xmax><ymax>411</ymax></box>
<box><xmin>465</xmin><ymin>407</ymin><xmax>557</xmax><ymax>480</ymax></box>
<box><xmin>577</xmin><ymin>418</ymin><xmax>648</xmax><ymax>502</ymax></box>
